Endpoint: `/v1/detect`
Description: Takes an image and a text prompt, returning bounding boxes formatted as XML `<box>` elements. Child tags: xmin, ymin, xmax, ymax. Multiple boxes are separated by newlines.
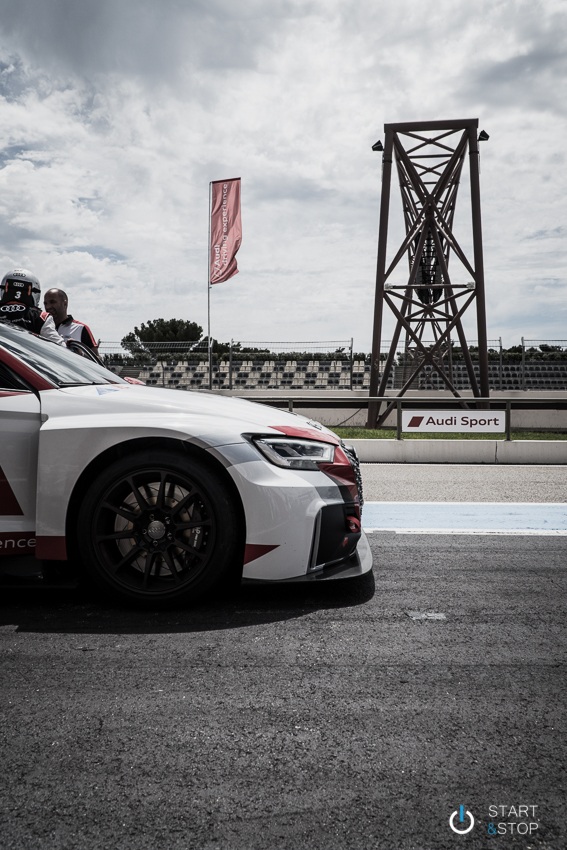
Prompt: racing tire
<box><xmin>76</xmin><ymin>449</ymin><xmax>242</xmax><ymax>607</ymax></box>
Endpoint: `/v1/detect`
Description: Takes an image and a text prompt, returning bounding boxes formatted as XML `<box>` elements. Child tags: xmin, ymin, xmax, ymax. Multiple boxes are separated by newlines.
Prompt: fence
<box><xmin>99</xmin><ymin>339</ymin><xmax>357</xmax><ymax>390</ymax></box>
<box><xmin>235</xmin><ymin>395</ymin><xmax>567</xmax><ymax>437</ymax></box>
<box><xmin>97</xmin><ymin>338</ymin><xmax>567</xmax><ymax>393</ymax></box>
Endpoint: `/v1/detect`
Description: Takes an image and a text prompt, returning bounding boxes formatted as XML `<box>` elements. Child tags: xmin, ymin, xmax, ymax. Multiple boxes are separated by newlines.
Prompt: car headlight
<box><xmin>251</xmin><ymin>436</ymin><xmax>336</xmax><ymax>470</ymax></box>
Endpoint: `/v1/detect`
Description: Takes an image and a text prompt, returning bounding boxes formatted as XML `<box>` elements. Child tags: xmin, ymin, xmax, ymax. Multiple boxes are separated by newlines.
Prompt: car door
<box><xmin>0</xmin><ymin>360</ymin><xmax>41</xmax><ymax>561</ymax></box>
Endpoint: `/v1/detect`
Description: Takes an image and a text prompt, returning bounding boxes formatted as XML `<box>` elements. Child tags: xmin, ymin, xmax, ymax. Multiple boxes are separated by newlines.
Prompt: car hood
<box><xmin>42</xmin><ymin>382</ymin><xmax>340</xmax><ymax>444</ymax></box>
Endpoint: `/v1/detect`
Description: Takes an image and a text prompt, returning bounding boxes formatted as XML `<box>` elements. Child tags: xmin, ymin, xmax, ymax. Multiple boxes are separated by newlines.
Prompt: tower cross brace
<box><xmin>367</xmin><ymin>118</ymin><xmax>490</xmax><ymax>428</ymax></box>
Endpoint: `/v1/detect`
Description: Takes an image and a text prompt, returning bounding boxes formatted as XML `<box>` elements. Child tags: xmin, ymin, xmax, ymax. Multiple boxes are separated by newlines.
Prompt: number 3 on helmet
<box><xmin>0</xmin><ymin>268</ymin><xmax>41</xmax><ymax>308</ymax></box>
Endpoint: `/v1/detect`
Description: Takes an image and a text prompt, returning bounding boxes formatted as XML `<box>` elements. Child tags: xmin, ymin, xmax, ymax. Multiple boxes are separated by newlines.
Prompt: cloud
<box><xmin>0</xmin><ymin>0</ymin><xmax>309</xmax><ymax>82</ymax></box>
<box><xmin>460</xmin><ymin>45</ymin><xmax>567</xmax><ymax>115</ymax></box>
<box><xmin>524</xmin><ymin>226</ymin><xmax>566</xmax><ymax>241</ymax></box>
<box><xmin>0</xmin><ymin>0</ymin><xmax>565</xmax><ymax>350</ymax></box>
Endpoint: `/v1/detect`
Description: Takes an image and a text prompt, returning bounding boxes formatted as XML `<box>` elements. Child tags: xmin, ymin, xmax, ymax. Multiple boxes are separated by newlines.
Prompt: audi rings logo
<box><xmin>0</xmin><ymin>304</ymin><xmax>25</xmax><ymax>313</ymax></box>
<box><xmin>449</xmin><ymin>805</ymin><xmax>475</xmax><ymax>835</ymax></box>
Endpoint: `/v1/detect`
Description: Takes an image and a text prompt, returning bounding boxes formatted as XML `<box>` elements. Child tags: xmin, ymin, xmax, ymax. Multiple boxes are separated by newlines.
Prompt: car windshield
<box><xmin>0</xmin><ymin>321</ymin><xmax>126</xmax><ymax>387</ymax></box>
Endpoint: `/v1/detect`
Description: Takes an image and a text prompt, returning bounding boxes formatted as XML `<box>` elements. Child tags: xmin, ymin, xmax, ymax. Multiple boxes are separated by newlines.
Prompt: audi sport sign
<box><xmin>402</xmin><ymin>410</ymin><xmax>505</xmax><ymax>433</ymax></box>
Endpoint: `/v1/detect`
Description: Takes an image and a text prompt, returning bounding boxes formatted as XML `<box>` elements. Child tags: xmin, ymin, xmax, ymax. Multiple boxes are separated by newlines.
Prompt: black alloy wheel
<box><xmin>77</xmin><ymin>450</ymin><xmax>241</xmax><ymax>606</ymax></box>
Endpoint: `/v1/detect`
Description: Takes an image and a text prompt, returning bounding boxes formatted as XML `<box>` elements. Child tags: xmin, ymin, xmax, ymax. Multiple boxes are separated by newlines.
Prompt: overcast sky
<box><xmin>0</xmin><ymin>0</ymin><xmax>565</xmax><ymax>351</ymax></box>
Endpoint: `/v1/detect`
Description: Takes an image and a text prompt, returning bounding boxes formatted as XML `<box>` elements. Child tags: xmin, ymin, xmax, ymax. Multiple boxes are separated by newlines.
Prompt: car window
<box><xmin>0</xmin><ymin>321</ymin><xmax>126</xmax><ymax>388</ymax></box>
<box><xmin>0</xmin><ymin>361</ymin><xmax>32</xmax><ymax>392</ymax></box>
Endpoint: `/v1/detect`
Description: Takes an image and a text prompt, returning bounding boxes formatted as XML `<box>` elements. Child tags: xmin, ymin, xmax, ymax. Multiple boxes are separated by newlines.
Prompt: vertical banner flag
<box><xmin>209</xmin><ymin>177</ymin><xmax>242</xmax><ymax>284</ymax></box>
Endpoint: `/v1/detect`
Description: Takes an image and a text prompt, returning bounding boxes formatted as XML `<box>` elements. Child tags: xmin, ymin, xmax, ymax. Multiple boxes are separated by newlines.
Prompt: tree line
<box><xmin>116</xmin><ymin>318</ymin><xmax>567</xmax><ymax>365</ymax></box>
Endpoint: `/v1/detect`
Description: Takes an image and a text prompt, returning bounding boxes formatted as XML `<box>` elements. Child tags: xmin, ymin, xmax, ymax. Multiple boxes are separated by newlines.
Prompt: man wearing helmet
<box><xmin>0</xmin><ymin>268</ymin><xmax>64</xmax><ymax>345</ymax></box>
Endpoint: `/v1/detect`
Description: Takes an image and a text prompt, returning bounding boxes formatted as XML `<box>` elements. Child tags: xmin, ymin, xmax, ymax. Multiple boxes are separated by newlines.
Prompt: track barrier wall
<box><xmin>238</xmin><ymin>394</ymin><xmax>567</xmax><ymax>465</ymax></box>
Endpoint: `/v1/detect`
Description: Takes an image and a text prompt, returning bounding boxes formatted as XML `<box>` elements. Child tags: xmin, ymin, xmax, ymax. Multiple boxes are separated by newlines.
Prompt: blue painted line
<box><xmin>362</xmin><ymin>502</ymin><xmax>567</xmax><ymax>534</ymax></box>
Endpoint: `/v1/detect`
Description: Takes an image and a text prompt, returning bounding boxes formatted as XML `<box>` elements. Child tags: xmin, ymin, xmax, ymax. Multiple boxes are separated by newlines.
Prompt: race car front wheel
<box><xmin>76</xmin><ymin>449</ymin><xmax>242</xmax><ymax>606</ymax></box>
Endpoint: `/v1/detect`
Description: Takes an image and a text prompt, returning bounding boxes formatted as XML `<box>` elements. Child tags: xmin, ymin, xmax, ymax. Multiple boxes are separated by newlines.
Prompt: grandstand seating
<box><xmin>118</xmin><ymin>359</ymin><xmax>567</xmax><ymax>392</ymax></box>
<box><xmin>415</xmin><ymin>362</ymin><xmax>567</xmax><ymax>391</ymax></box>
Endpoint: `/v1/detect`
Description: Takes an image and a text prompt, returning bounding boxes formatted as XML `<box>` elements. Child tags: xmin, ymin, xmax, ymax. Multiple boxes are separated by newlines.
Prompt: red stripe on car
<box><xmin>244</xmin><ymin>543</ymin><xmax>279</xmax><ymax>564</ymax></box>
<box><xmin>0</xmin><ymin>465</ymin><xmax>23</xmax><ymax>515</ymax></box>
<box><xmin>270</xmin><ymin>424</ymin><xmax>339</xmax><ymax>444</ymax></box>
<box><xmin>35</xmin><ymin>536</ymin><xmax>67</xmax><ymax>560</ymax></box>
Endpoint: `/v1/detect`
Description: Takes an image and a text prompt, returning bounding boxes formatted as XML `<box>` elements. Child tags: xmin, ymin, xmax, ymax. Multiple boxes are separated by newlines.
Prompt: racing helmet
<box><xmin>0</xmin><ymin>268</ymin><xmax>41</xmax><ymax>308</ymax></box>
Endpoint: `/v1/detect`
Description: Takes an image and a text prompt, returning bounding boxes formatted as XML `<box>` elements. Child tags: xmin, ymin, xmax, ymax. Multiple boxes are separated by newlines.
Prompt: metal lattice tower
<box><xmin>367</xmin><ymin>119</ymin><xmax>490</xmax><ymax>428</ymax></box>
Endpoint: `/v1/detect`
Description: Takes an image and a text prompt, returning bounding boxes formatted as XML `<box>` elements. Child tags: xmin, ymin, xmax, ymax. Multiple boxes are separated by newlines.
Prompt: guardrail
<box><xmin>238</xmin><ymin>395</ymin><xmax>567</xmax><ymax>440</ymax></box>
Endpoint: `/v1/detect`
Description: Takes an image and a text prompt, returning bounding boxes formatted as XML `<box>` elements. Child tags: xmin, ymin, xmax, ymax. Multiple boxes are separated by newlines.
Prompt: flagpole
<box><xmin>208</xmin><ymin>177</ymin><xmax>242</xmax><ymax>392</ymax></box>
<box><xmin>207</xmin><ymin>181</ymin><xmax>212</xmax><ymax>389</ymax></box>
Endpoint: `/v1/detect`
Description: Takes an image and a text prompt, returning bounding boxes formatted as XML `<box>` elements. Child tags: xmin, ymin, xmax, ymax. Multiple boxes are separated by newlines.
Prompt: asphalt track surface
<box><xmin>1</xmin><ymin>465</ymin><xmax>566</xmax><ymax>850</ymax></box>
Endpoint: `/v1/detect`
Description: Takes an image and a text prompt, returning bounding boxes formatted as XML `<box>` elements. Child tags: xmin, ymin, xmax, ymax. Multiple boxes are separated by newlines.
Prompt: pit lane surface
<box><xmin>1</xmin><ymin>465</ymin><xmax>566</xmax><ymax>850</ymax></box>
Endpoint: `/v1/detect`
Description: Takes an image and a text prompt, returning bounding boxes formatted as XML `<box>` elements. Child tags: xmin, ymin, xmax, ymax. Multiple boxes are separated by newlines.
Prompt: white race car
<box><xmin>0</xmin><ymin>321</ymin><xmax>372</xmax><ymax>606</ymax></box>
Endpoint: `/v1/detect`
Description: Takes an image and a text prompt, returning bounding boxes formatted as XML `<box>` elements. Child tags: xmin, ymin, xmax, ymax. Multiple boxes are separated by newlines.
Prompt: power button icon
<box><xmin>449</xmin><ymin>804</ymin><xmax>475</xmax><ymax>834</ymax></box>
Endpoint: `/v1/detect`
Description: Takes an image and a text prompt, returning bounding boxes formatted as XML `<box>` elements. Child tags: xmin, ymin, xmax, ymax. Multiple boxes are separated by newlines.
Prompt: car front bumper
<box><xmin>241</xmin><ymin>530</ymin><xmax>373</xmax><ymax>583</ymax></box>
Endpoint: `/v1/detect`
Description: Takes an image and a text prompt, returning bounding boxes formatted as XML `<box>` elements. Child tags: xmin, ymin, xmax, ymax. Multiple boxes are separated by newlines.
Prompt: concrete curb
<box><xmin>350</xmin><ymin>439</ymin><xmax>567</xmax><ymax>464</ymax></box>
